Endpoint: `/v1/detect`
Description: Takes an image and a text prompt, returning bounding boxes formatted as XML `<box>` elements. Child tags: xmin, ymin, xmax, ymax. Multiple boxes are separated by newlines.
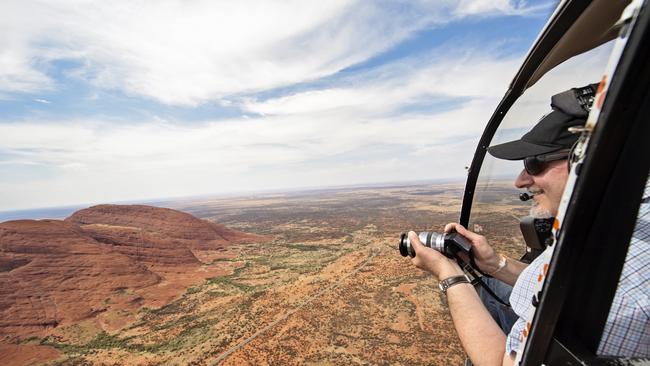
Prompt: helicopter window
<box><xmin>467</xmin><ymin>41</ymin><xmax>614</xmax><ymax>261</ymax></box>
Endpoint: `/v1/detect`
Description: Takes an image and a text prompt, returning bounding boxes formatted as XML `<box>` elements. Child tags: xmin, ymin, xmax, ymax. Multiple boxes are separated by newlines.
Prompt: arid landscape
<box><xmin>0</xmin><ymin>181</ymin><xmax>529</xmax><ymax>365</ymax></box>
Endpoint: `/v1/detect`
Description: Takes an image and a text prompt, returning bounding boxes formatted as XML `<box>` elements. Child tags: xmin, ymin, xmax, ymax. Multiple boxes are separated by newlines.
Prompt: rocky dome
<box><xmin>0</xmin><ymin>204</ymin><xmax>267</xmax><ymax>339</ymax></box>
<box><xmin>67</xmin><ymin>204</ymin><xmax>262</xmax><ymax>249</ymax></box>
<box><xmin>0</xmin><ymin>219</ymin><xmax>160</xmax><ymax>337</ymax></box>
<box><xmin>65</xmin><ymin>205</ymin><xmax>266</xmax><ymax>267</ymax></box>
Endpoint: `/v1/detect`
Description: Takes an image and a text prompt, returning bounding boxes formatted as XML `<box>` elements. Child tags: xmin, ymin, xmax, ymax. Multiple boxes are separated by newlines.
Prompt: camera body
<box><xmin>399</xmin><ymin>231</ymin><xmax>472</xmax><ymax>258</ymax></box>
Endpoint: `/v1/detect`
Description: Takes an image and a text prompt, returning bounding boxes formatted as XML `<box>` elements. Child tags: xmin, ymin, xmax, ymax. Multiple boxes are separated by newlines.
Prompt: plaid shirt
<box><xmin>506</xmin><ymin>248</ymin><xmax>545</xmax><ymax>354</ymax></box>
<box><xmin>596</xmin><ymin>183</ymin><xmax>650</xmax><ymax>356</ymax></box>
<box><xmin>506</xmin><ymin>183</ymin><xmax>650</xmax><ymax>357</ymax></box>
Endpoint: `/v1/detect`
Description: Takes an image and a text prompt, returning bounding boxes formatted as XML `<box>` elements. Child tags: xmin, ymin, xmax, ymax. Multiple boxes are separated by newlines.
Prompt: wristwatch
<box><xmin>438</xmin><ymin>274</ymin><xmax>471</xmax><ymax>294</ymax></box>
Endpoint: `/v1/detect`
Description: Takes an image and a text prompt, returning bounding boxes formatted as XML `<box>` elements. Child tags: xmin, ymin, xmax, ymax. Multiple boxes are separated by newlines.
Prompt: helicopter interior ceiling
<box><xmin>527</xmin><ymin>0</ymin><xmax>631</xmax><ymax>88</ymax></box>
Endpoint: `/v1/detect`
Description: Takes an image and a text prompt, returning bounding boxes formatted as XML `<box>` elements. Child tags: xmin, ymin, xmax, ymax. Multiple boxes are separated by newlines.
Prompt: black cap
<box><xmin>488</xmin><ymin>83</ymin><xmax>598</xmax><ymax>160</ymax></box>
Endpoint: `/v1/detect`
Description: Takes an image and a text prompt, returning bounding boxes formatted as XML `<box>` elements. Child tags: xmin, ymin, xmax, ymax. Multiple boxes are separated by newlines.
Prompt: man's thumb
<box><xmin>408</xmin><ymin>231</ymin><xmax>423</xmax><ymax>250</ymax></box>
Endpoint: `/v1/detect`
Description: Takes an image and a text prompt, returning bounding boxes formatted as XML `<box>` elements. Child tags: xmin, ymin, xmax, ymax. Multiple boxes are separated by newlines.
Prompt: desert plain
<box><xmin>0</xmin><ymin>181</ymin><xmax>529</xmax><ymax>365</ymax></box>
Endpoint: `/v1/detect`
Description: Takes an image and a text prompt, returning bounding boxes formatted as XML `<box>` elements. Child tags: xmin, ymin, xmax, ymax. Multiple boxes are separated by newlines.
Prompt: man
<box><xmin>474</xmin><ymin>84</ymin><xmax>599</xmax><ymax>338</ymax></box>
<box><xmin>407</xmin><ymin>84</ymin><xmax>649</xmax><ymax>364</ymax></box>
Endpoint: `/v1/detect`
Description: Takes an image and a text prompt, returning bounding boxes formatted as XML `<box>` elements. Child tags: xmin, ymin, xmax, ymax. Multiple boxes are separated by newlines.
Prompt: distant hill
<box><xmin>67</xmin><ymin>204</ymin><xmax>268</xmax><ymax>266</ymax></box>
<box><xmin>67</xmin><ymin>204</ymin><xmax>260</xmax><ymax>248</ymax></box>
<box><xmin>0</xmin><ymin>204</ymin><xmax>268</xmax><ymax>339</ymax></box>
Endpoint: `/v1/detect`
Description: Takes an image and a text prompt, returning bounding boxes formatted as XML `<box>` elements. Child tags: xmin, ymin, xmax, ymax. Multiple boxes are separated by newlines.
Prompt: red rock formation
<box><xmin>66</xmin><ymin>204</ymin><xmax>267</xmax><ymax>266</ymax></box>
<box><xmin>0</xmin><ymin>204</ymin><xmax>268</xmax><ymax>340</ymax></box>
<box><xmin>67</xmin><ymin>204</ymin><xmax>261</xmax><ymax>244</ymax></box>
<box><xmin>0</xmin><ymin>219</ymin><xmax>160</xmax><ymax>338</ymax></box>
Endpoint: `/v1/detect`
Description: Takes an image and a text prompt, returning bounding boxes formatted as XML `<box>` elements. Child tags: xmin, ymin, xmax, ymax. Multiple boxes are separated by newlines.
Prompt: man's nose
<box><xmin>515</xmin><ymin>169</ymin><xmax>534</xmax><ymax>188</ymax></box>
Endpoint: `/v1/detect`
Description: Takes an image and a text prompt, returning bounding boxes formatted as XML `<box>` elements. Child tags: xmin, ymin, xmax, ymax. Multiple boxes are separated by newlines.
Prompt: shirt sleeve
<box><xmin>506</xmin><ymin>316</ymin><xmax>527</xmax><ymax>355</ymax></box>
<box><xmin>596</xmin><ymin>201</ymin><xmax>650</xmax><ymax>357</ymax></box>
<box><xmin>597</xmin><ymin>293</ymin><xmax>650</xmax><ymax>357</ymax></box>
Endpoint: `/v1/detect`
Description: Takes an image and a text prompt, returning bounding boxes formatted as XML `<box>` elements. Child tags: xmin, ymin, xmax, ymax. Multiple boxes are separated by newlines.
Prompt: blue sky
<box><xmin>0</xmin><ymin>0</ymin><xmax>564</xmax><ymax>211</ymax></box>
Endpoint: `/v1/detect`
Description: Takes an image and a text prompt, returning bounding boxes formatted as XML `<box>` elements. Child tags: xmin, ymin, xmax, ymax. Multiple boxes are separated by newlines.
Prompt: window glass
<box><xmin>468</xmin><ymin>42</ymin><xmax>614</xmax><ymax>259</ymax></box>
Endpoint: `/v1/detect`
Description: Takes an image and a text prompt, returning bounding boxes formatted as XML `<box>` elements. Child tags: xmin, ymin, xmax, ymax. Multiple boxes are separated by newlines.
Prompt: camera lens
<box><xmin>399</xmin><ymin>231</ymin><xmax>446</xmax><ymax>257</ymax></box>
<box><xmin>399</xmin><ymin>233</ymin><xmax>410</xmax><ymax>257</ymax></box>
<box><xmin>428</xmin><ymin>232</ymin><xmax>446</xmax><ymax>251</ymax></box>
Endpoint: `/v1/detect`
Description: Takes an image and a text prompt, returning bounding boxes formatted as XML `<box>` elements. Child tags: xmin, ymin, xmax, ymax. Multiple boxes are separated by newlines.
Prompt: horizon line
<box><xmin>0</xmin><ymin>177</ymin><xmax>475</xmax><ymax>219</ymax></box>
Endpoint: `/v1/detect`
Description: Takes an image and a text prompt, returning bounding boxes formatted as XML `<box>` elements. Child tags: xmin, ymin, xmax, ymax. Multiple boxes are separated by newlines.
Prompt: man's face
<box><xmin>514</xmin><ymin>159</ymin><xmax>569</xmax><ymax>217</ymax></box>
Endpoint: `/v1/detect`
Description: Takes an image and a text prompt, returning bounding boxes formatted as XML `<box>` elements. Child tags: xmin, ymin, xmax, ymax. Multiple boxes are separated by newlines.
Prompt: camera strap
<box><xmin>456</xmin><ymin>255</ymin><xmax>511</xmax><ymax>308</ymax></box>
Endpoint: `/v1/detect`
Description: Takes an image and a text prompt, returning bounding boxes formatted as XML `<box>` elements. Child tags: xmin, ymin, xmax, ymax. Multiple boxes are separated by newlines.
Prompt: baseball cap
<box><xmin>488</xmin><ymin>83</ymin><xmax>598</xmax><ymax>160</ymax></box>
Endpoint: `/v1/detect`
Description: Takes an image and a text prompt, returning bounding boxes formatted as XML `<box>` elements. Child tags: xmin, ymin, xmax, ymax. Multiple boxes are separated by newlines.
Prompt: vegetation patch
<box><xmin>18</xmin><ymin>336</ymin><xmax>40</xmax><ymax>344</ymax></box>
<box><xmin>285</xmin><ymin>243</ymin><xmax>333</xmax><ymax>251</ymax></box>
<box><xmin>151</xmin><ymin>314</ymin><xmax>201</xmax><ymax>331</ymax></box>
<box><xmin>113</xmin><ymin>287</ymin><xmax>137</xmax><ymax>297</ymax></box>
<box><xmin>41</xmin><ymin>331</ymin><xmax>131</xmax><ymax>354</ymax></box>
<box><xmin>206</xmin><ymin>275</ymin><xmax>254</xmax><ymax>292</ymax></box>
<box><xmin>209</xmin><ymin>257</ymin><xmax>240</xmax><ymax>264</ymax></box>
<box><xmin>207</xmin><ymin>290</ymin><xmax>228</xmax><ymax>297</ymax></box>
<box><xmin>186</xmin><ymin>286</ymin><xmax>201</xmax><ymax>294</ymax></box>
<box><xmin>149</xmin><ymin>297</ymin><xmax>196</xmax><ymax>316</ymax></box>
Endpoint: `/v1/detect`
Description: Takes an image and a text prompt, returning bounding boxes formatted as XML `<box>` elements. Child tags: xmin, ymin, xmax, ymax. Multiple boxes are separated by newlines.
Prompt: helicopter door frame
<box><xmin>520</xmin><ymin>1</ymin><xmax>650</xmax><ymax>364</ymax></box>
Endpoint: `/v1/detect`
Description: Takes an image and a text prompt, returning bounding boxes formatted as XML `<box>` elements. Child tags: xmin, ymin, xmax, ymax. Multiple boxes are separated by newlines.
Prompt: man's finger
<box><xmin>444</xmin><ymin>222</ymin><xmax>458</xmax><ymax>233</ymax></box>
<box><xmin>408</xmin><ymin>231</ymin><xmax>423</xmax><ymax>250</ymax></box>
<box><xmin>450</xmin><ymin>223</ymin><xmax>482</xmax><ymax>242</ymax></box>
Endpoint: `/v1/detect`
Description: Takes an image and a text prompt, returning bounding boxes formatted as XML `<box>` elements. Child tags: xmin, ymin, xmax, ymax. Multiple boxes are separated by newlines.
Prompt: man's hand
<box><xmin>409</xmin><ymin>228</ymin><xmax>512</xmax><ymax>365</ymax></box>
<box><xmin>408</xmin><ymin>231</ymin><xmax>463</xmax><ymax>280</ymax></box>
<box><xmin>444</xmin><ymin>223</ymin><xmax>501</xmax><ymax>274</ymax></box>
<box><xmin>411</xmin><ymin>229</ymin><xmax>509</xmax><ymax>365</ymax></box>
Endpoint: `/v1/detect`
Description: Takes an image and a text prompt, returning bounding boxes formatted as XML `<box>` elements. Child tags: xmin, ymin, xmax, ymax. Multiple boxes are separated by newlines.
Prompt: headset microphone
<box><xmin>520</xmin><ymin>193</ymin><xmax>535</xmax><ymax>201</ymax></box>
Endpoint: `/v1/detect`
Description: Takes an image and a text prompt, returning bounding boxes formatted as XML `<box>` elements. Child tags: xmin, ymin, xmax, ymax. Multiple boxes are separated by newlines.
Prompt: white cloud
<box><xmin>240</xmin><ymin>48</ymin><xmax>520</xmax><ymax>117</ymax></box>
<box><xmin>0</xmin><ymin>114</ymin><xmax>479</xmax><ymax>210</ymax></box>
<box><xmin>0</xmin><ymin>0</ymin><xmax>548</xmax><ymax>105</ymax></box>
<box><xmin>453</xmin><ymin>0</ymin><xmax>552</xmax><ymax>16</ymax></box>
<box><xmin>0</xmin><ymin>36</ymin><xmax>613</xmax><ymax>211</ymax></box>
<box><xmin>0</xmin><ymin>49</ymin><xmax>53</xmax><ymax>97</ymax></box>
<box><xmin>0</xmin><ymin>49</ymin><xmax>510</xmax><ymax>210</ymax></box>
<box><xmin>6</xmin><ymin>0</ymin><xmax>617</xmax><ymax>212</ymax></box>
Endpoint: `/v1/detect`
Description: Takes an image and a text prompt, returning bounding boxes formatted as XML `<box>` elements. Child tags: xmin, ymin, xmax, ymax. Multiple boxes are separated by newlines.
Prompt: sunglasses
<box><xmin>523</xmin><ymin>150</ymin><xmax>570</xmax><ymax>176</ymax></box>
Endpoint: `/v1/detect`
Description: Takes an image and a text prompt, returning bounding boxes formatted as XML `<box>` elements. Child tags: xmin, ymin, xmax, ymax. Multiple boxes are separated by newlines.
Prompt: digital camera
<box><xmin>399</xmin><ymin>231</ymin><xmax>472</xmax><ymax>258</ymax></box>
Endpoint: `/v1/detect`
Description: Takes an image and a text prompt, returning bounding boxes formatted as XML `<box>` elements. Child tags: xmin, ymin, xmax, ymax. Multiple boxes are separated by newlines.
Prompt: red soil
<box><xmin>0</xmin><ymin>344</ymin><xmax>61</xmax><ymax>366</ymax></box>
<box><xmin>0</xmin><ymin>219</ymin><xmax>160</xmax><ymax>338</ymax></box>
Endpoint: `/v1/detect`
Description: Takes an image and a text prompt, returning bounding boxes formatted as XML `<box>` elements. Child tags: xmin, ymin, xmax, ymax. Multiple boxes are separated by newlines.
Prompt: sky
<box><xmin>0</xmin><ymin>0</ymin><xmax>596</xmax><ymax>212</ymax></box>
